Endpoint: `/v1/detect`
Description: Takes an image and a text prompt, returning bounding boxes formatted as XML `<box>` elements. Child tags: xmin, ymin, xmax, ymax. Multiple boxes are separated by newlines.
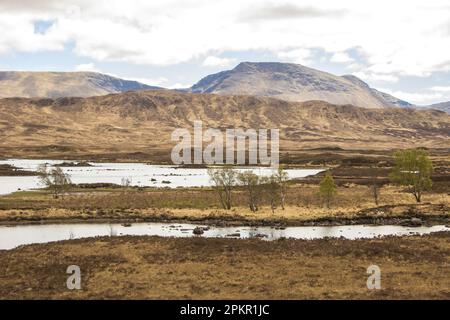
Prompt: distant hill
<box><xmin>0</xmin><ymin>71</ymin><xmax>162</xmax><ymax>98</ymax></box>
<box><xmin>0</xmin><ymin>90</ymin><xmax>448</xmax><ymax>159</ymax></box>
<box><xmin>424</xmin><ymin>101</ymin><xmax>450</xmax><ymax>114</ymax></box>
<box><xmin>190</xmin><ymin>62</ymin><xmax>410</xmax><ymax>109</ymax></box>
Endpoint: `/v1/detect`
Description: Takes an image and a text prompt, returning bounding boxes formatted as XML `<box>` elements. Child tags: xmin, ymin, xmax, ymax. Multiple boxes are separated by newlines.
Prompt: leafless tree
<box><xmin>38</xmin><ymin>164</ymin><xmax>72</xmax><ymax>199</ymax></box>
<box><xmin>370</xmin><ymin>166</ymin><xmax>380</xmax><ymax>206</ymax></box>
<box><xmin>262</xmin><ymin>175</ymin><xmax>280</xmax><ymax>214</ymax></box>
<box><xmin>273</xmin><ymin>166</ymin><xmax>289</xmax><ymax>210</ymax></box>
<box><xmin>237</xmin><ymin>171</ymin><xmax>262</xmax><ymax>212</ymax></box>
<box><xmin>207</xmin><ymin>166</ymin><xmax>236</xmax><ymax>210</ymax></box>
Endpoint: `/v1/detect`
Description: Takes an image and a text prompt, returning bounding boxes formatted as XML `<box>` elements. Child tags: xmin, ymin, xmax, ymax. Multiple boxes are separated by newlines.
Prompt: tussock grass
<box><xmin>0</xmin><ymin>184</ymin><xmax>447</xmax><ymax>224</ymax></box>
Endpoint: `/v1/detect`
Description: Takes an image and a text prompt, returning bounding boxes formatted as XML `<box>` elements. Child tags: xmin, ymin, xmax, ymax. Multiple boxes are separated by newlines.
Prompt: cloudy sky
<box><xmin>0</xmin><ymin>0</ymin><xmax>449</xmax><ymax>105</ymax></box>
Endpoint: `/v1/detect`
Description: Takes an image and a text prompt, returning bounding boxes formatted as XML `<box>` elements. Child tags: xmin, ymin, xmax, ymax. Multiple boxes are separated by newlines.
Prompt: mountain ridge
<box><xmin>0</xmin><ymin>90</ymin><xmax>448</xmax><ymax>159</ymax></box>
<box><xmin>0</xmin><ymin>71</ymin><xmax>161</xmax><ymax>98</ymax></box>
<box><xmin>1</xmin><ymin>64</ymin><xmax>448</xmax><ymax>112</ymax></box>
<box><xmin>190</xmin><ymin>62</ymin><xmax>410</xmax><ymax>109</ymax></box>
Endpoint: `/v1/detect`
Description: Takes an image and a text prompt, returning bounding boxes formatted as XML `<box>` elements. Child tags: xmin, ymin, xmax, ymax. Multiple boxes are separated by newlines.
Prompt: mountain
<box><xmin>341</xmin><ymin>75</ymin><xmax>413</xmax><ymax>108</ymax></box>
<box><xmin>0</xmin><ymin>90</ymin><xmax>448</xmax><ymax>159</ymax></box>
<box><xmin>424</xmin><ymin>101</ymin><xmax>450</xmax><ymax>114</ymax></box>
<box><xmin>190</xmin><ymin>62</ymin><xmax>410</xmax><ymax>109</ymax></box>
<box><xmin>0</xmin><ymin>71</ymin><xmax>162</xmax><ymax>98</ymax></box>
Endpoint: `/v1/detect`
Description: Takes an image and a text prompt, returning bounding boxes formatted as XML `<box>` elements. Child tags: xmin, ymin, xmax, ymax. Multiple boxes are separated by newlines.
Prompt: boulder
<box><xmin>193</xmin><ymin>227</ymin><xmax>204</xmax><ymax>235</ymax></box>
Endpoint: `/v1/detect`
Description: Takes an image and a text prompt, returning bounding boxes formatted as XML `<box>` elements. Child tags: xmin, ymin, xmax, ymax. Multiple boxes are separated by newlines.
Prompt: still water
<box><xmin>0</xmin><ymin>159</ymin><xmax>324</xmax><ymax>195</ymax></box>
<box><xmin>0</xmin><ymin>222</ymin><xmax>448</xmax><ymax>250</ymax></box>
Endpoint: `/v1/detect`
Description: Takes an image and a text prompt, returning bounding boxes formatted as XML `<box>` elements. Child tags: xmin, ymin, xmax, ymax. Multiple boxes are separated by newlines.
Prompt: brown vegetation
<box><xmin>0</xmin><ymin>164</ymin><xmax>36</xmax><ymax>176</ymax></box>
<box><xmin>0</xmin><ymin>183</ymin><xmax>448</xmax><ymax>226</ymax></box>
<box><xmin>0</xmin><ymin>233</ymin><xmax>448</xmax><ymax>299</ymax></box>
<box><xmin>0</xmin><ymin>90</ymin><xmax>448</xmax><ymax>160</ymax></box>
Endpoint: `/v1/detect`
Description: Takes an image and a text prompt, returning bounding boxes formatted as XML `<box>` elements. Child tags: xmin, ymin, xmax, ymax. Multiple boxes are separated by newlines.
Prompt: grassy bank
<box><xmin>1</xmin><ymin>233</ymin><xmax>449</xmax><ymax>299</ymax></box>
<box><xmin>0</xmin><ymin>164</ymin><xmax>36</xmax><ymax>176</ymax></box>
<box><xmin>0</xmin><ymin>183</ymin><xmax>448</xmax><ymax>226</ymax></box>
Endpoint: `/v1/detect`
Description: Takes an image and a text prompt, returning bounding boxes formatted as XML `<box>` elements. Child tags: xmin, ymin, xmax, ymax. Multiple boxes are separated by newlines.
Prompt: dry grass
<box><xmin>1</xmin><ymin>233</ymin><xmax>449</xmax><ymax>299</ymax></box>
<box><xmin>0</xmin><ymin>184</ymin><xmax>448</xmax><ymax>224</ymax></box>
<box><xmin>2</xmin><ymin>183</ymin><xmax>448</xmax><ymax>211</ymax></box>
<box><xmin>0</xmin><ymin>91</ymin><xmax>449</xmax><ymax>162</ymax></box>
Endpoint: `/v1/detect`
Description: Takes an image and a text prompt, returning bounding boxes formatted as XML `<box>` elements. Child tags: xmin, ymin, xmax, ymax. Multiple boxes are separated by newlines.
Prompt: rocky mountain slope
<box><xmin>0</xmin><ymin>71</ymin><xmax>161</xmax><ymax>98</ymax></box>
<box><xmin>190</xmin><ymin>62</ymin><xmax>411</xmax><ymax>109</ymax></box>
<box><xmin>0</xmin><ymin>90</ymin><xmax>448</xmax><ymax>159</ymax></box>
<box><xmin>341</xmin><ymin>75</ymin><xmax>412</xmax><ymax>108</ymax></box>
<box><xmin>425</xmin><ymin>101</ymin><xmax>450</xmax><ymax>114</ymax></box>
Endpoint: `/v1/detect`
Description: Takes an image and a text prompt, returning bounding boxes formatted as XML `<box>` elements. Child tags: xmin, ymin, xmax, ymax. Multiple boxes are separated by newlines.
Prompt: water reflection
<box><xmin>0</xmin><ymin>222</ymin><xmax>448</xmax><ymax>250</ymax></box>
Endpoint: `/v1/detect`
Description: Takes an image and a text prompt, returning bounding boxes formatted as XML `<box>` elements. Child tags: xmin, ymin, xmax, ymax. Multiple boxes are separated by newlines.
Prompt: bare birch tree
<box><xmin>207</xmin><ymin>166</ymin><xmax>236</xmax><ymax>210</ymax></box>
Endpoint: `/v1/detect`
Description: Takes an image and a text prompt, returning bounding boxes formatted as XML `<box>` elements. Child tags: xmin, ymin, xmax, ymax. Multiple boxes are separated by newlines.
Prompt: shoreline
<box><xmin>1</xmin><ymin>210</ymin><xmax>448</xmax><ymax>228</ymax></box>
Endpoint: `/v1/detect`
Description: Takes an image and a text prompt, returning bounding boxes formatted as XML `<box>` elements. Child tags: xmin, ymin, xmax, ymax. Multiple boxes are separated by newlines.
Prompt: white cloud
<box><xmin>239</xmin><ymin>4</ymin><xmax>345</xmax><ymax>22</ymax></box>
<box><xmin>0</xmin><ymin>0</ymin><xmax>449</xmax><ymax>79</ymax></box>
<box><xmin>379</xmin><ymin>88</ymin><xmax>447</xmax><ymax>105</ymax></box>
<box><xmin>330</xmin><ymin>52</ymin><xmax>353</xmax><ymax>63</ymax></box>
<box><xmin>126</xmin><ymin>77</ymin><xmax>168</xmax><ymax>86</ymax></box>
<box><xmin>74</xmin><ymin>62</ymin><xmax>99</xmax><ymax>72</ymax></box>
<box><xmin>166</xmin><ymin>82</ymin><xmax>192</xmax><ymax>89</ymax></box>
<box><xmin>430</xmin><ymin>86</ymin><xmax>450</xmax><ymax>92</ymax></box>
<box><xmin>352</xmin><ymin>71</ymin><xmax>399</xmax><ymax>83</ymax></box>
<box><xmin>202</xmin><ymin>56</ymin><xmax>234</xmax><ymax>67</ymax></box>
<box><xmin>277</xmin><ymin>48</ymin><xmax>312</xmax><ymax>65</ymax></box>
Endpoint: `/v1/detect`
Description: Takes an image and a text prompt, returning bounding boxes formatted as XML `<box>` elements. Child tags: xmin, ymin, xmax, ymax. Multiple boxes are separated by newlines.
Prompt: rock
<box><xmin>253</xmin><ymin>233</ymin><xmax>268</xmax><ymax>238</ymax></box>
<box><xmin>226</xmin><ymin>233</ymin><xmax>240</xmax><ymax>237</ymax></box>
<box><xmin>399</xmin><ymin>219</ymin><xmax>412</xmax><ymax>226</ymax></box>
<box><xmin>410</xmin><ymin>218</ymin><xmax>423</xmax><ymax>226</ymax></box>
<box><xmin>121</xmin><ymin>223</ymin><xmax>132</xmax><ymax>227</ymax></box>
<box><xmin>343</xmin><ymin>182</ymin><xmax>357</xmax><ymax>188</ymax></box>
<box><xmin>193</xmin><ymin>227</ymin><xmax>204</xmax><ymax>235</ymax></box>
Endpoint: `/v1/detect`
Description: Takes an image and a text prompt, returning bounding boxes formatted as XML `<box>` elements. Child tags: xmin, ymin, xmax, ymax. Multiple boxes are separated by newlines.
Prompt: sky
<box><xmin>0</xmin><ymin>0</ymin><xmax>449</xmax><ymax>105</ymax></box>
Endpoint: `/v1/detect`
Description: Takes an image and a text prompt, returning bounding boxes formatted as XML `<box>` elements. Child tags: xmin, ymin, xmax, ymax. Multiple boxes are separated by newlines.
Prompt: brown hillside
<box><xmin>0</xmin><ymin>90</ymin><xmax>448</xmax><ymax>159</ymax></box>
